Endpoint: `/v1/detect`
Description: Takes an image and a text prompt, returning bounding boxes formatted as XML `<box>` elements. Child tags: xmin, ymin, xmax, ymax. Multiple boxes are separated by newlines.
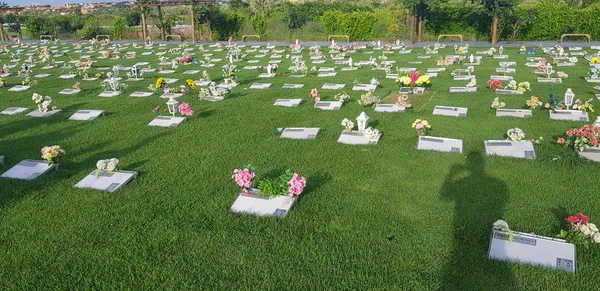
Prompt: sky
<box><xmin>4</xmin><ymin>0</ymin><xmax>130</xmax><ymax>6</ymax></box>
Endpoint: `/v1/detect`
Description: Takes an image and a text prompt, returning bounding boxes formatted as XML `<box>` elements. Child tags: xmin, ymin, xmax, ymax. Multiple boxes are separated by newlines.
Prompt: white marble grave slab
<box><xmin>537</xmin><ymin>77</ymin><xmax>562</xmax><ymax>83</ymax></box>
<box><xmin>130</xmin><ymin>92</ymin><xmax>153</xmax><ymax>97</ymax></box>
<box><xmin>162</xmin><ymin>78</ymin><xmax>178</xmax><ymax>84</ymax></box>
<box><xmin>194</xmin><ymin>81</ymin><xmax>211</xmax><ymax>87</ymax></box>
<box><xmin>490</xmin><ymin>75</ymin><xmax>513</xmax><ymax>81</ymax></box>
<box><xmin>1</xmin><ymin>107</ymin><xmax>28</xmax><ymax>115</ymax></box>
<box><xmin>230</xmin><ymin>189</ymin><xmax>296</xmax><ymax>218</ymax></box>
<box><xmin>433</xmin><ymin>106</ymin><xmax>467</xmax><ymax>117</ymax></box>
<box><xmin>34</xmin><ymin>74</ymin><xmax>51</xmax><ymax>78</ymax></box>
<box><xmin>26</xmin><ymin>109</ymin><xmax>61</xmax><ymax>117</ymax></box>
<box><xmin>556</xmin><ymin>62</ymin><xmax>575</xmax><ymax>67</ymax></box>
<box><xmin>417</xmin><ymin>136</ymin><xmax>463</xmax><ymax>153</ymax></box>
<box><xmin>274</xmin><ymin>99</ymin><xmax>302</xmax><ymax>107</ymax></box>
<box><xmin>549</xmin><ymin>110</ymin><xmax>589</xmax><ymax>121</ymax></box>
<box><xmin>75</xmin><ymin>170</ymin><xmax>137</xmax><ymax>192</ymax></box>
<box><xmin>397</xmin><ymin>67</ymin><xmax>417</xmax><ymax>72</ymax></box>
<box><xmin>281</xmin><ymin>84</ymin><xmax>304</xmax><ymax>89</ymax></box>
<box><xmin>496</xmin><ymin>89</ymin><xmax>523</xmax><ymax>95</ymax></box>
<box><xmin>352</xmin><ymin>84</ymin><xmax>377</xmax><ymax>91</ymax></box>
<box><xmin>0</xmin><ymin>160</ymin><xmax>57</xmax><ymax>180</ymax></box>
<box><xmin>453</xmin><ymin>75</ymin><xmax>475</xmax><ymax>81</ymax></box>
<box><xmin>317</xmin><ymin>72</ymin><xmax>337</xmax><ymax>77</ymax></box>
<box><xmin>496</xmin><ymin>68</ymin><xmax>516</xmax><ymax>74</ymax></box>
<box><xmin>200</xmin><ymin>64</ymin><xmax>215</xmax><ymax>68</ymax></box>
<box><xmin>148</xmin><ymin>116</ymin><xmax>185</xmax><ymax>127</ymax></box>
<box><xmin>489</xmin><ymin>230</ymin><xmax>575</xmax><ymax>273</ymax></box>
<box><xmin>250</xmin><ymin>83</ymin><xmax>271</xmax><ymax>89</ymax></box>
<box><xmin>585</xmin><ymin>77</ymin><xmax>600</xmax><ymax>83</ymax></box>
<box><xmin>59</xmin><ymin>89</ymin><xmax>80</xmax><ymax>95</ymax></box>
<box><xmin>280</xmin><ymin>128</ymin><xmax>320</xmax><ymax>140</ymax></box>
<box><xmin>417</xmin><ymin>55</ymin><xmax>431</xmax><ymax>59</ymax></box>
<box><xmin>8</xmin><ymin>85</ymin><xmax>30</xmax><ymax>92</ymax></box>
<box><xmin>258</xmin><ymin>73</ymin><xmax>276</xmax><ymax>78</ymax></box>
<box><xmin>578</xmin><ymin>147</ymin><xmax>600</xmax><ymax>162</ymax></box>
<box><xmin>68</xmin><ymin>110</ymin><xmax>104</xmax><ymax>121</ymax></box>
<box><xmin>449</xmin><ymin>87</ymin><xmax>477</xmax><ymax>93</ymax></box>
<box><xmin>183</xmin><ymin>70</ymin><xmax>200</xmax><ymax>75</ymax></box>
<box><xmin>496</xmin><ymin>109</ymin><xmax>532</xmax><ymax>118</ymax></box>
<box><xmin>98</xmin><ymin>91</ymin><xmax>121</xmax><ymax>98</ymax></box>
<box><xmin>493</xmin><ymin>55</ymin><xmax>509</xmax><ymax>59</ymax></box>
<box><xmin>318</xmin><ymin>67</ymin><xmax>335</xmax><ymax>72</ymax></box>
<box><xmin>374</xmin><ymin>104</ymin><xmax>405</xmax><ymax>113</ymax></box>
<box><xmin>341</xmin><ymin>67</ymin><xmax>358</xmax><ymax>71</ymax></box>
<box><xmin>525</xmin><ymin>62</ymin><xmax>539</xmax><ymax>67</ymax></box>
<box><xmin>427</xmin><ymin>68</ymin><xmax>446</xmax><ymax>73</ymax></box>
<box><xmin>425</xmin><ymin>72</ymin><xmax>438</xmax><ymax>77</ymax></box>
<box><xmin>485</xmin><ymin>140</ymin><xmax>536</xmax><ymax>159</ymax></box>
<box><xmin>160</xmin><ymin>93</ymin><xmax>183</xmax><ymax>99</ymax></box>
<box><xmin>247</xmin><ymin>60</ymin><xmax>260</xmax><ymax>64</ymax></box>
<box><xmin>158</xmin><ymin>70</ymin><xmax>176</xmax><ymax>74</ymax></box>
<box><xmin>314</xmin><ymin>101</ymin><xmax>342</xmax><ymax>111</ymax></box>
<box><xmin>386</xmin><ymin>74</ymin><xmax>399</xmax><ymax>79</ymax></box>
<box><xmin>321</xmin><ymin>83</ymin><xmax>345</xmax><ymax>90</ymax></box>
<box><xmin>337</xmin><ymin>130</ymin><xmax>381</xmax><ymax>145</ymax></box>
<box><xmin>199</xmin><ymin>96</ymin><xmax>224</xmax><ymax>102</ymax></box>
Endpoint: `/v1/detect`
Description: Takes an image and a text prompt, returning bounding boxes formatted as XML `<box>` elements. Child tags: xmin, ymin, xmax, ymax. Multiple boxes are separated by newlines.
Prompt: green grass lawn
<box><xmin>0</xmin><ymin>43</ymin><xmax>599</xmax><ymax>290</ymax></box>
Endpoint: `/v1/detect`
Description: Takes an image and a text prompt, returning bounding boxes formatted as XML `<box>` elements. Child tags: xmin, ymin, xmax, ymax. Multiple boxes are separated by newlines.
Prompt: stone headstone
<box><xmin>537</xmin><ymin>77</ymin><xmax>562</xmax><ymax>83</ymax></box>
<box><xmin>496</xmin><ymin>68</ymin><xmax>516</xmax><ymax>74</ymax></box>
<box><xmin>74</xmin><ymin>170</ymin><xmax>137</xmax><ymax>192</ymax></box>
<box><xmin>249</xmin><ymin>83</ymin><xmax>271</xmax><ymax>89</ymax></box>
<box><xmin>585</xmin><ymin>77</ymin><xmax>600</xmax><ymax>83</ymax></box>
<box><xmin>280</xmin><ymin>128</ymin><xmax>320</xmax><ymax>140</ymax></box>
<box><xmin>194</xmin><ymin>80</ymin><xmax>211</xmax><ymax>87</ymax></box>
<box><xmin>337</xmin><ymin>130</ymin><xmax>381</xmax><ymax>145</ymax></box>
<box><xmin>183</xmin><ymin>70</ymin><xmax>200</xmax><ymax>75</ymax></box>
<box><xmin>318</xmin><ymin>67</ymin><xmax>335</xmax><ymax>72</ymax></box>
<box><xmin>98</xmin><ymin>91</ymin><xmax>121</xmax><ymax>98</ymax></box>
<box><xmin>129</xmin><ymin>92</ymin><xmax>153</xmax><ymax>97</ymax></box>
<box><xmin>499</xmin><ymin>62</ymin><xmax>517</xmax><ymax>67</ymax></box>
<box><xmin>386</xmin><ymin>74</ymin><xmax>399</xmax><ymax>79</ymax></box>
<box><xmin>0</xmin><ymin>159</ymin><xmax>57</xmax><ymax>180</ymax></box>
<box><xmin>230</xmin><ymin>188</ymin><xmax>296</xmax><ymax>218</ymax></box>
<box><xmin>417</xmin><ymin>136</ymin><xmax>463</xmax><ymax>153</ymax></box>
<box><xmin>453</xmin><ymin>75</ymin><xmax>475</xmax><ymax>81</ymax></box>
<box><xmin>549</xmin><ymin>110</ymin><xmax>589</xmax><ymax>121</ymax></box>
<box><xmin>258</xmin><ymin>73</ymin><xmax>276</xmax><ymax>78</ymax></box>
<box><xmin>484</xmin><ymin>140</ymin><xmax>536</xmax><ymax>159</ymax></box>
<box><xmin>433</xmin><ymin>106</ymin><xmax>468</xmax><ymax>117</ymax></box>
<box><xmin>578</xmin><ymin>147</ymin><xmax>600</xmax><ymax>162</ymax></box>
<box><xmin>199</xmin><ymin>96</ymin><xmax>224</xmax><ymax>102</ymax></box>
<box><xmin>314</xmin><ymin>101</ymin><xmax>342</xmax><ymax>111</ymax></box>
<box><xmin>0</xmin><ymin>107</ymin><xmax>28</xmax><ymax>115</ymax></box>
<box><xmin>281</xmin><ymin>84</ymin><xmax>304</xmax><ymax>89</ymax></box>
<box><xmin>352</xmin><ymin>84</ymin><xmax>377</xmax><ymax>91</ymax></box>
<box><xmin>8</xmin><ymin>85</ymin><xmax>30</xmax><ymax>92</ymax></box>
<box><xmin>321</xmin><ymin>83</ymin><xmax>345</xmax><ymax>90</ymax></box>
<box><xmin>490</xmin><ymin>75</ymin><xmax>513</xmax><ymax>81</ymax></box>
<box><xmin>496</xmin><ymin>109</ymin><xmax>532</xmax><ymax>118</ymax></box>
<box><xmin>427</xmin><ymin>68</ymin><xmax>446</xmax><ymax>73</ymax></box>
<box><xmin>160</xmin><ymin>93</ymin><xmax>183</xmax><ymax>99</ymax></box>
<box><xmin>148</xmin><ymin>116</ymin><xmax>185</xmax><ymax>127</ymax></box>
<box><xmin>26</xmin><ymin>109</ymin><xmax>61</xmax><ymax>118</ymax></box>
<box><xmin>374</xmin><ymin>104</ymin><xmax>405</xmax><ymax>113</ymax></box>
<box><xmin>68</xmin><ymin>110</ymin><xmax>104</xmax><ymax>121</ymax></box>
<box><xmin>341</xmin><ymin>67</ymin><xmax>358</xmax><ymax>71</ymax></box>
<box><xmin>59</xmin><ymin>89</ymin><xmax>81</xmax><ymax>95</ymax></box>
<box><xmin>495</xmin><ymin>89</ymin><xmax>523</xmax><ymax>95</ymax></box>
<box><xmin>317</xmin><ymin>72</ymin><xmax>337</xmax><ymax>77</ymax></box>
<box><xmin>489</xmin><ymin>230</ymin><xmax>575</xmax><ymax>273</ymax></box>
<box><xmin>274</xmin><ymin>99</ymin><xmax>302</xmax><ymax>107</ymax></box>
<box><xmin>34</xmin><ymin>74</ymin><xmax>51</xmax><ymax>78</ymax></box>
<box><xmin>59</xmin><ymin>74</ymin><xmax>77</xmax><ymax>79</ymax></box>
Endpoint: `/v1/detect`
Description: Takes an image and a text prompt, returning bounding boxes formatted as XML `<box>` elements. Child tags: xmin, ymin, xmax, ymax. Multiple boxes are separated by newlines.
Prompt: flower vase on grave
<box><xmin>356</xmin><ymin>112</ymin><xmax>369</xmax><ymax>132</ymax></box>
<box><xmin>166</xmin><ymin>97</ymin><xmax>179</xmax><ymax>117</ymax></box>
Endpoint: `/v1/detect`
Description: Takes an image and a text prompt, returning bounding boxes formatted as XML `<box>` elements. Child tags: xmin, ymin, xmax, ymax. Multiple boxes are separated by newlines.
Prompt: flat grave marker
<box><xmin>417</xmin><ymin>136</ymin><xmax>463</xmax><ymax>153</ymax></box>
<box><xmin>433</xmin><ymin>106</ymin><xmax>468</xmax><ymax>117</ymax></box>
<box><xmin>74</xmin><ymin>170</ymin><xmax>138</xmax><ymax>192</ymax></box>
<box><xmin>26</xmin><ymin>109</ymin><xmax>61</xmax><ymax>118</ymax></box>
<box><xmin>496</xmin><ymin>109</ymin><xmax>532</xmax><ymax>118</ymax></box>
<box><xmin>148</xmin><ymin>116</ymin><xmax>185</xmax><ymax>127</ymax></box>
<box><xmin>68</xmin><ymin>110</ymin><xmax>104</xmax><ymax>121</ymax></box>
<box><xmin>549</xmin><ymin>110</ymin><xmax>589</xmax><ymax>122</ymax></box>
<box><xmin>484</xmin><ymin>140</ymin><xmax>536</xmax><ymax>159</ymax></box>
<box><xmin>337</xmin><ymin>130</ymin><xmax>381</xmax><ymax>145</ymax></box>
<box><xmin>314</xmin><ymin>101</ymin><xmax>342</xmax><ymax>111</ymax></box>
<box><xmin>274</xmin><ymin>99</ymin><xmax>302</xmax><ymax>107</ymax></box>
<box><xmin>0</xmin><ymin>160</ymin><xmax>57</xmax><ymax>180</ymax></box>
<box><xmin>0</xmin><ymin>107</ymin><xmax>28</xmax><ymax>115</ymax></box>
<box><xmin>230</xmin><ymin>188</ymin><xmax>296</xmax><ymax>218</ymax></box>
<box><xmin>280</xmin><ymin>128</ymin><xmax>320</xmax><ymax>140</ymax></box>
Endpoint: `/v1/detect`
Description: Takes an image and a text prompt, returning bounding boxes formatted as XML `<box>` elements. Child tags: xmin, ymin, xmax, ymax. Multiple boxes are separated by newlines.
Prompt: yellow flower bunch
<box><xmin>526</xmin><ymin>96</ymin><xmax>543</xmax><ymax>109</ymax></box>
<box><xmin>411</xmin><ymin>119</ymin><xmax>431</xmax><ymax>129</ymax></box>
<box><xmin>155</xmin><ymin>77</ymin><xmax>165</xmax><ymax>89</ymax></box>
<box><xmin>591</xmin><ymin>57</ymin><xmax>600</xmax><ymax>64</ymax></box>
<box><xmin>396</xmin><ymin>76</ymin><xmax>411</xmax><ymax>86</ymax></box>
<box><xmin>583</xmin><ymin>102</ymin><xmax>595</xmax><ymax>113</ymax></box>
<box><xmin>458</xmin><ymin>47</ymin><xmax>464</xmax><ymax>52</ymax></box>
<box><xmin>186</xmin><ymin>79</ymin><xmax>197</xmax><ymax>89</ymax></box>
<box><xmin>416</xmin><ymin>75</ymin><xmax>431</xmax><ymax>86</ymax></box>
<box><xmin>41</xmin><ymin>145</ymin><xmax>65</xmax><ymax>164</ymax></box>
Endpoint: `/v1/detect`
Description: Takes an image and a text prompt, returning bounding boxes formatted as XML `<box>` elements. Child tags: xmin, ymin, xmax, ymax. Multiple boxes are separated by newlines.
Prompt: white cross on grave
<box><xmin>74</xmin><ymin>170</ymin><xmax>138</xmax><ymax>192</ymax></box>
<box><xmin>417</xmin><ymin>136</ymin><xmax>463</xmax><ymax>153</ymax></box>
<box><xmin>280</xmin><ymin>128</ymin><xmax>320</xmax><ymax>140</ymax></box>
<box><xmin>0</xmin><ymin>107</ymin><xmax>28</xmax><ymax>115</ymax></box>
<box><xmin>148</xmin><ymin>116</ymin><xmax>186</xmax><ymax>127</ymax></box>
<box><xmin>68</xmin><ymin>110</ymin><xmax>105</xmax><ymax>121</ymax></box>
<box><xmin>484</xmin><ymin>140</ymin><xmax>536</xmax><ymax>159</ymax></box>
<box><xmin>0</xmin><ymin>159</ymin><xmax>58</xmax><ymax>180</ymax></box>
<box><xmin>230</xmin><ymin>188</ymin><xmax>296</xmax><ymax>218</ymax></box>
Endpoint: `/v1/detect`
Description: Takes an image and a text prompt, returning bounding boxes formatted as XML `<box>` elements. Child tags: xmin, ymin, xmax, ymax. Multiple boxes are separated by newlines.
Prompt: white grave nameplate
<box><xmin>496</xmin><ymin>89</ymin><xmax>523</xmax><ymax>95</ymax></box>
<box><xmin>484</xmin><ymin>140</ymin><xmax>536</xmax><ymax>159</ymax></box>
<box><xmin>8</xmin><ymin>85</ymin><xmax>30</xmax><ymax>92</ymax></box>
<box><xmin>489</xmin><ymin>230</ymin><xmax>576</xmax><ymax>273</ymax></box>
<box><xmin>578</xmin><ymin>147</ymin><xmax>600</xmax><ymax>162</ymax></box>
<box><xmin>449</xmin><ymin>87</ymin><xmax>477</xmax><ymax>94</ymax></box>
<box><xmin>317</xmin><ymin>72</ymin><xmax>337</xmax><ymax>77</ymax></box>
<box><xmin>417</xmin><ymin>136</ymin><xmax>463</xmax><ymax>153</ymax></box>
<box><xmin>281</xmin><ymin>84</ymin><xmax>304</xmax><ymax>89</ymax></box>
<box><xmin>321</xmin><ymin>83</ymin><xmax>345</xmax><ymax>90</ymax></box>
<box><xmin>26</xmin><ymin>109</ymin><xmax>62</xmax><ymax>118</ymax></box>
<box><xmin>1</xmin><ymin>107</ymin><xmax>28</xmax><ymax>115</ymax></box>
<box><xmin>75</xmin><ymin>170</ymin><xmax>137</xmax><ymax>192</ymax></box>
<box><xmin>68</xmin><ymin>110</ymin><xmax>104</xmax><ymax>121</ymax></box>
<box><xmin>453</xmin><ymin>75</ymin><xmax>475</xmax><ymax>81</ymax></box>
<box><xmin>274</xmin><ymin>99</ymin><xmax>302</xmax><ymax>107</ymax></box>
<box><xmin>258</xmin><ymin>73</ymin><xmax>276</xmax><ymax>78</ymax></box>
<box><xmin>433</xmin><ymin>106</ymin><xmax>468</xmax><ymax>117</ymax></box>
<box><xmin>496</xmin><ymin>109</ymin><xmax>532</xmax><ymax>118</ymax></box>
<box><xmin>337</xmin><ymin>130</ymin><xmax>381</xmax><ymax>145</ymax></box>
<box><xmin>98</xmin><ymin>91</ymin><xmax>121</xmax><ymax>98</ymax></box>
<box><xmin>249</xmin><ymin>83</ymin><xmax>271</xmax><ymax>89</ymax></box>
<box><xmin>160</xmin><ymin>93</ymin><xmax>183</xmax><ymax>99</ymax></box>
<box><xmin>496</xmin><ymin>68</ymin><xmax>516</xmax><ymax>74</ymax></box>
<box><xmin>314</xmin><ymin>101</ymin><xmax>342</xmax><ymax>111</ymax></box>
<box><xmin>549</xmin><ymin>110</ymin><xmax>589</xmax><ymax>122</ymax></box>
<box><xmin>352</xmin><ymin>84</ymin><xmax>377</xmax><ymax>91</ymax></box>
<box><xmin>231</xmin><ymin>189</ymin><xmax>296</xmax><ymax>218</ymax></box>
<box><xmin>280</xmin><ymin>128</ymin><xmax>320</xmax><ymax>140</ymax></box>
<box><xmin>490</xmin><ymin>75</ymin><xmax>513</xmax><ymax>81</ymax></box>
<box><xmin>374</xmin><ymin>104</ymin><xmax>405</xmax><ymax>113</ymax></box>
<box><xmin>148</xmin><ymin>116</ymin><xmax>185</xmax><ymax>127</ymax></box>
<box><xmin>129</xmin><ymin>92</ymin><xmax>153</xmax><ymax>97</ymax></box>
<box><xmin>537</xmin><ymin>77</ymin><xmax>562</xmax><ymax>83</ymax></box>
<box><xmin>183</xmin><ymin>70</ymin><xmax>200</xmax><ymax>75</ymax></box>
<box><xmin>1</xmin><ymin>159</ymin><xmax>57</xmax><ymax>180</ymax></box>
<box><xmin>59</xmin><ymin>89</ymin><xmax>80</xmax><ymax>95</ymax></box>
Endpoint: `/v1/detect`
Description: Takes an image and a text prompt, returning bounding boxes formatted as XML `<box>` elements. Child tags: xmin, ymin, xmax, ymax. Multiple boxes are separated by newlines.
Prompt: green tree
<box><xmin>483</xmin><ymin>0</ymin><xmax>516</xmax><ymax>44</ymax></box>
<box><xmin>25</xmin><ymin>16</ymin><xmax>54</xmax><ymax>38</ymax></box>
<box><xmin>111</xmin><ymin>16</ymin><xmax>127</xmax><ymax>40</ymax></box>
<box><xmin>250</xmin><ymin>11</ymin><xmax>267</xmax><ymax>38</ymax></box>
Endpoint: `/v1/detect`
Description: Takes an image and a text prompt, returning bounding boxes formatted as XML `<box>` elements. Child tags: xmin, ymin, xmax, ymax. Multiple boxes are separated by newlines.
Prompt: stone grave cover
<box><xmin>280</xmin><ymin>128</ymin><xmax>320</xmax><ymax>140</ymax></box>
<box><xmin>148</xmin><ymin>116</ymin><xmax>186</xmax><ymax>127</ymax></box>
<box><xmin>0</xmin><ymin>159</ymin><xmax>57</xmax><ymax>180</ymax></box>
<box><xmin>433</xmin><ymin>106</ymin><xmax>468</xmax><ymax>117</ymax></box>
<box><xmin>68</xmin><ymin>110</ymin><xmax>104</xmax><ymax>121</ymax></box>
<box><xmin>230</xmin><ymin>188</ymin><xmax>296</xmax><ymax>218</ymax></box>
<box><xmin>374</xmin><ymin>104</ymin><xmax>405</xmax><ymax>113</ymax></box>
<box><xmin>314</xmin><ymin>101</ymin><xmax>343</xmax><ymax>111</ymax></box>
<box><xmin>417</xmin><ymin>136</ymin><xmax>463</xmax><ymax>153</ymax></box>
<box><xmin>549</xmin><ymin>110</ymin><xmax>589</xmax><ymax>121</ymax></box>
<box><xmin>0</xmin><ymin>107</ymin><xmax>28</xmax><ymax>115</ymax></box>
<box><xmin>337</xmin><ymin>130</ymin><xmax>381</xmax><ymax>145</ymax></box>
<box><xmin>74</xmin><ymin>170</ymin><xmax>138</xmax><ymax>192</ymax></box>
<box><xmin>496</xmin><ymin>109</ymin><xmax>532</xmax><ymax>118</ymax></box>
<box><xmin>484</xmin><ymin>140</ymin><xmax>536</xmax><ymax>159</ymax></box>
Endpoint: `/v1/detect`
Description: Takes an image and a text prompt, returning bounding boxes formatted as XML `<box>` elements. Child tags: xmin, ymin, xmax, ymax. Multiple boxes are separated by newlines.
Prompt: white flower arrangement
<box><xmin>487</xmin><ymin>47</ymin><xmax>496</xmax><ymax>56</ymax></box>
<box><xmin>341</xmin><ymin>118</ymin><xmax>354</xmax><ymax>132</ymax></box>
<box><xmin>507</xmin><ymin>128</ymin><xmax>525</xmax><ymax>142</ymax></box>
<box><xmin>568</xmin><ymin>57</ymin><xmax>578</xmax><ymax>63</ymax></box>
<box><xmin>557</xmin><ymin>71</ymin><xmax>568</xmax><ymax>79</ymax></box>
<box><xmin>363</xmin><ymin>127</ymin><xmax>380</xmax><ymax>141</ymax></box>
<box><xmin>491</xmin><ymin>97</ymin><xmax>506</xmax><ymax>109</ymax></box>
<box><xmin>333</xmin><ymin>92</ymin><xmax>350</xmax><ymax>103</ymax></box>
<box><xmin>32</xmin><ymin>93</ymin><xmax>53</xmax><ymax>112</ymax></box>
<box><xmin>96</xmin><ymin>158</ymin><xmax>119</xmax><ymax>178</ymax></box>
<box><xmin>370</xmin><ymin>77</ymin><xmax>380</xmax><ymax>86</ymax></box>
<box><xmin>517</xmin><ymin>81</ymin><xmax>531</xmax><ymax>92</ymax></box>
<box><xmin>505</xmin><ymin>80</ymin><xmax>517</xmax><ymax>90</ymax></box>
<box><xmin>467</xmin><ymin>66</ymin><xmax>475</xmax><ymax>75</ymax></box>
<box><xmin>493</xmin><ymin>219</ymin><xmax>513</xmax><ymax>241</ymax></box>
<box><xmin>466</xmin><ymin>78</ymin><xmax>477</xmax><ymax>88</ymax></box>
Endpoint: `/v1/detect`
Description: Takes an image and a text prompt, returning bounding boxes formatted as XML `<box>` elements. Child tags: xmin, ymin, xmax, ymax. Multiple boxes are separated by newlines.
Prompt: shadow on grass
<box><xmin>438</xmin><ymin>151</ymin><xmax>516</xmax><ymax>290</ymax></box>
<box><xmin>301</xmin><ymin>170</ymin><xmax>332</xmax><ymax>198</ymax></box>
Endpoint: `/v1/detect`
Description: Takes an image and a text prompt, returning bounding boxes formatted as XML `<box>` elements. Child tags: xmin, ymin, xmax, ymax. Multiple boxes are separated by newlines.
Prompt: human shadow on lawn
<box><xmin>438</xmin><ymin>152</ymin><xmax>516</xmax><ymax>291</ymax></box>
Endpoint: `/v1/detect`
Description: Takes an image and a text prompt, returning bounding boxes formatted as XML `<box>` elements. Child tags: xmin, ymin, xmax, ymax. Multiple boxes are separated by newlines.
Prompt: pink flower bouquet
<box><xmin>178</xmin><ymin>102</ymin><xmax>194</xmax><ymax>116</ymax></box>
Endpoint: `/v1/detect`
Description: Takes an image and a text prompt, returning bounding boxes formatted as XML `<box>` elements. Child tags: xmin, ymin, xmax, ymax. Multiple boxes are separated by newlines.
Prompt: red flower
<box><xmin>578</xmin><ymin>213</ymin><xmax>589</xmax><ymax>225</ymax></box>
<box><xmin>565</xmin><ymin>216</ymin><xmax>580</xmax><ymax>225</ymax></box>
<box><xmin>557</xmin><ymin>138</ymin><xmax>566</xmax><ymax>144</ymax></box>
